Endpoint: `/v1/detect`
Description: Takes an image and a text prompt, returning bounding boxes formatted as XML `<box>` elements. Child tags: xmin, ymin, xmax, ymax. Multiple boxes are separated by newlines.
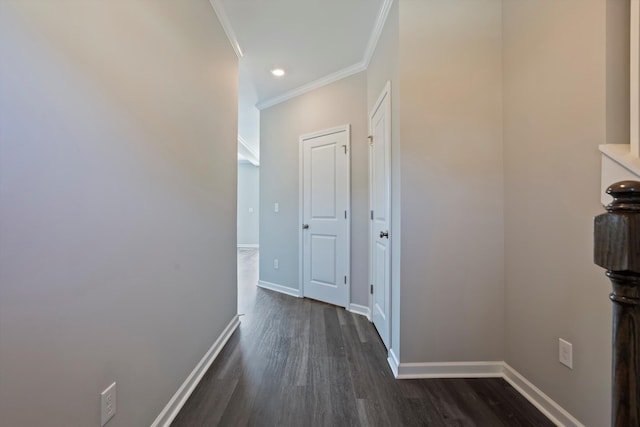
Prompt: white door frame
<box><xmin>298</xmin><ymin>125</ymin><xmax>351</xmax><ymax>308</ymax></box>
<box><xmin>369</xmin><ymin>82</ymin><xmax>391</xmax><ymax>342</ymax></box>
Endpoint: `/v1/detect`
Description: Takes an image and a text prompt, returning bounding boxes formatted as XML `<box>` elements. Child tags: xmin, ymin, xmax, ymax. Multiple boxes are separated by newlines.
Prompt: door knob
<box><xmin>302</xmin><ymin>224</ymin><xmax>309</xmax><ymax>229</ymax></box>
<box><xmin>380</xmin><ymin>230</ymin><xmax>389</xmax><ymax>239</ymax></box>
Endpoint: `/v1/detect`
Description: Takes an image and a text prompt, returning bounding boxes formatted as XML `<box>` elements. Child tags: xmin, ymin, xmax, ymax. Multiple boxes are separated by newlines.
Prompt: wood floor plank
<box><xmin>328</xmin><ymin>355</ymin><xmax>360</xmax><ymax>426</ymax></box>
<box><xmin>304</xmin><ymin>355</ymin><xmax>333</xmax><ymax>427</ymax></box>
<box><xmin>171</xmin><ymin>249</ymin><xmax>556</xmax><ymax>427</ymax></box>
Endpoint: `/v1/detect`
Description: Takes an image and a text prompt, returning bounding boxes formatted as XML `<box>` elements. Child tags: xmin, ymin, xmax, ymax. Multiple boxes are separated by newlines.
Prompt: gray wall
<box><xmin>503</xmin><ymin>1</ymin><xmax>628</xmax><ymax>424</ymax></box>
<box><xmin>0</xmin><ymin>1</ymin><xmax>238</xmax><ymax>426</ymax></box>
<box><xmin>238</xmin><ymin>162</ymin><xmax>260</xmax><ymax>246</ymax></box>
<box><xmin>366</xmin><ymin>0</ymin><xmax>401</xmax><ymax>357</ymax></box>
<box><xmin>259</xmin><ymin>72</ymin><xmax>369</xmax><ymax>306</ymax></box>
<box><xmin>259</xmin><ymin>1</ymin><xmax>628</xmax><ymax>423</ymax></box>
<box><xmin>398</xmin><ymin>0</ymin><xmax>505</xmax><ymax>363</ymax></box>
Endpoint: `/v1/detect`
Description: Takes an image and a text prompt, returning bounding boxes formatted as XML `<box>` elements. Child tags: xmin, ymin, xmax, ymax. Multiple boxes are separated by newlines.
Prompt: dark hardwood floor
<box><xmin>172</xmin><ymin>249</ymin><xmax>553</xmax><ymax>427</ymax></box>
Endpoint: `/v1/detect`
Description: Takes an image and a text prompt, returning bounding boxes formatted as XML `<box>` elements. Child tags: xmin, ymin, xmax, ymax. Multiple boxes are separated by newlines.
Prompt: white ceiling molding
<box><xmin>238</xmin><ymin>135</ymin><xmax>259</xmax><ymax>166</ymax></box>
<box><xmin>255</xmin><ymin>61</ymin><xmax>367</xmax><ymax>110</ymax></box>
<box><xmin>255</xmin><ymin>0</ymin><xmax>393</xmax><ymax>110</ymax></box>
<box><xmin>363</xmin><ymin>0</ymin><xmax>394</xmax><ymax>67</ymax></box>
<box><xmin>209</xmin><ymin>0</ymin><xmax>243</xmax><ymax>59</ymax></box>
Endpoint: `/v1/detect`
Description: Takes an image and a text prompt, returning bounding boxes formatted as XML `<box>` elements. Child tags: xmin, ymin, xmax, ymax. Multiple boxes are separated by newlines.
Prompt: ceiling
<box><xmin>211</xmin><ymin>0</ymin><xmax>389</xmax><ymax>163</ymax></box>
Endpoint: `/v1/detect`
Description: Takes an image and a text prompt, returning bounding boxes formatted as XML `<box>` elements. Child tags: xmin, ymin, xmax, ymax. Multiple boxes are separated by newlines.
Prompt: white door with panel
<box><xmin>370</xmin><ymin>83</ymin><xmax>391</xmax><ymax>349</ymax></box>
<box><xmin>301</xmin><ymin>127</ymin><xmax>350</xmax><ymax>308</ymax></box>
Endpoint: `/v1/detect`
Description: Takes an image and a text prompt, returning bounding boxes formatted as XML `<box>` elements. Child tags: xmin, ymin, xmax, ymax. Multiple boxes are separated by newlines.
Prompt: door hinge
<box><xmin>345</xmin><ymin>210</ymin><xmax>347</xmax><ymax>219</ymax></box>
<box><xmin>370</xmin><ymin>284</ymin><xmax>374</xmax><ymax>294</ymax></box>
<box><xmin>344</xmin><ymin>276</ymin><xmax>347</xmax><ymax>284</ymax></box>
<box><xmin>342</xmin><ymin>144</ymin><xmax>347</xmax><ymax>154</ymax></box>
<box><xmin>368</xmin><ymin>135</ymin><xmax>374</xmax><ymax>145</ymax></box>
<box><xmin>370</xmin><ymin>210</ymin><xmax>373</xmax><ymax>220</ymax></box>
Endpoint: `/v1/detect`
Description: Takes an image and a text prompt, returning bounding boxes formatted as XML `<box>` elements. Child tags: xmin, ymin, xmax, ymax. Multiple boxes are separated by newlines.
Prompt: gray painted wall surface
<box><xmin>238</xmin><ymin>162</ymin><xmax>260</xmax><ymax>246</ymax></box>
<box><xmin>503</xmin><ymin>1</ymin><xmax>628</xmax><ymax>424</ymax></box>
<box><xmin>366</xmin><ymin>0</ymin><xmax>401</xmax><ymax>357</ymax></box>
<box><xmin>607</xmin><ymin>0</ymin><xmax>631</xmax><ymax>146</ymax></box>
<box><xmin>398</xmin><ymin>0</ymin><xmax>505</xmax><ymax>363</ymax></box>
<box><xmin>0</xmin><ymin>1</ymin><xmax>238</xmax><ymax>426</ymax></box>
<box><xmin>259</xmin><ymin>72</ymin><xmax>369</xmax><ymax>306</ymax></box>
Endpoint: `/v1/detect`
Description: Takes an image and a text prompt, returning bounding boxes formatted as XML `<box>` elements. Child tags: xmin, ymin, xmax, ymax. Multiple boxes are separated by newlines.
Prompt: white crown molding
<box><xmin>256</xmin><ymin>61</ymin><xmax>367</xmax><ymax>110</ymax></box>
<box><xmin>209</xmin><ymin>0</ymin><xmax>243</xmax><ymax>59</ymax></box>
<box><xmin>238</xmin><ymin>135</ymin><xmax>259</xmax><ymax>166</ymax></box>
<box><xmin>363</xmin><ymin>0</ymin><xmax>394</xmax><ymax>67</ymax></box>
<box><xmin>255</xmin><ymin>0</ymin><xmax>393</xmax><ymax>110</ymax></box>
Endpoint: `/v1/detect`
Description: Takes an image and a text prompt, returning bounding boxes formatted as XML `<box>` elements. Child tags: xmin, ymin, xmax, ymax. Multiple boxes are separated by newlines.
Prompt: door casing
<box><xmin>299</xmin><ymin>125</ymin><xmax>351</xmax><ymax>308</ymax></box>
<box><xmin>369</xmin><ymin>82</ymin><xmax>392</xmax><ymax>348</ymax></box>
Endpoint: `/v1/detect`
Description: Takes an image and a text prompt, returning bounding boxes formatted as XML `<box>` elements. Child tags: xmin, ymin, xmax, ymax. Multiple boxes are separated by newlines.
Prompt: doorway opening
<box><xmin>237</xmin><ymin>159</ymin><xmax>259</xmax><ymax>313</ymax></box>
<box><xmin>299</xmin><ymin>125</ymin><xmax>351</xmax><ymax>308</ymax></box>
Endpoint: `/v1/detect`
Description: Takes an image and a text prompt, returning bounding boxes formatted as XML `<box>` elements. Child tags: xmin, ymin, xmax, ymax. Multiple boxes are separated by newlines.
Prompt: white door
<box><xmin>370</xmin><ymin>83</ymin><xmax>391</xmax><ymax>348</ymax></box>
<box><xmin>300</xmin><ymin>126</ymin><xmax>350</xmax><ymax>308</ymax></box>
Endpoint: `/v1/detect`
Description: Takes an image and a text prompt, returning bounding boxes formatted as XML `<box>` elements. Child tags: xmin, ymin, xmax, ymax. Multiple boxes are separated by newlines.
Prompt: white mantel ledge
<box><xmin>600</xmin><ymin>144</ymin><xmax>640</xmax><ymax>206</ymax></box>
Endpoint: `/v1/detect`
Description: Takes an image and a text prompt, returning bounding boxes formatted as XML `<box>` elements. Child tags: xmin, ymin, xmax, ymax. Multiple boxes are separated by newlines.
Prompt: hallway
<box><xmin>171</xmin><ymin>249</ymin><xmax>553</xmax><ymax>426</ymax></box>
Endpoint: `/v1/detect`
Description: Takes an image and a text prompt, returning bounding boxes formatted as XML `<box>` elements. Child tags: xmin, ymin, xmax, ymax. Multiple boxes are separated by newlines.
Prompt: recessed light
<box><xmin>271</xmin><ymin>68</ymin><xmax>285</xmax><ymax>77</ymax></box>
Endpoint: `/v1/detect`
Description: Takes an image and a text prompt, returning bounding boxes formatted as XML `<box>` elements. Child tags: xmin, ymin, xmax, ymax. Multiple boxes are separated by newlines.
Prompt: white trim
<box><xmin>599</xmin><ymin>144</ymin><xmax>640</xmax><ymax>205</ymax></box>
<box><xmin>254</xmin><ymin>0</ymin><xmax>394</xmax><ymax>110</ymax></box>
<box><xmin>237</xmin><ymin>244</ymin><xmax>259</xmax><ymax>249</ymax></box>
<box><xmin>387</xmin><ymin>348</ymin><xmax>400</xmax><ymax>377</ymax></box>
<box><xmin>363</xmin><ymin>0</ymin><xmax>394</xmax><ymax>68</ymax></box>
<box><xmin>386</xmin><ymin>360</ymin><xmax>583</xmax><ymax>427</ymax></box>
<box><xmin>503</xmin><ymin>364</ymin><xmax>584</xmax><ymax>427</ymax></box>
<box><xmin>208</xmin><ymin>0</ymin><xmax>243</xmax><ymax>58</ymax></box>
<box><xmin>299</xmin><ymin>125</ymin><xmax>352</xmax><ymax>309</ymax></box>
<box><xmin>348</xmin><ymin>303</ymin><xmax>371</xmax><ymax>321</ymax></box>
<box><xmin>257</xmin><ymin>280</ymin><xmax>302</xmax><ymax>298</ymax></box>
<box><xmin>150</xmin><ymin>315</ymin><xmax>240</xmax><ymax>427</ymax></box>
<box><xmin>368</xmin><ymin>81</ymin><xmax>392</xmax><ymax>349</ymax></box>
<box><xmin>599</xmin><ymin>144</ymin><xmax>640</xmax><ymax>176</ymax></box>
<box><xmin>631</xmin><ymin>0</ymin><xmax>639</xmax><ymax>156</ymax></box>
<box><xmin>395</xmin><ymin>361</ymin><xmax>504</xmax><ymax>379</ymax></box>
<box><xmin>256</xmin><ymin>62</ymin><xmax>366</xmax><ymax>110</ymax></box>
<box><xmin>299</xmin><ymin>124</ymin><xmax>351</xmax><ymax>141</ymax></box>
<box><xmin>371</xmin><ymin>81</ymin><xmax>392</xmax><ymax>119</ymax></box>
<box><xmin>298</xmin><ymin>133</ymin><xmax>304</xmax><ymax>306</ymax></box>
<box><xmin>238</xmin><ymin>136</ymin><xmax>259</xmax><ymax>166</ymax></box>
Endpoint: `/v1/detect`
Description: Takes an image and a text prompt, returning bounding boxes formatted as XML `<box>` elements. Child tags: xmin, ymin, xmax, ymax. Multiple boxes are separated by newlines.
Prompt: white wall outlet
<box><xmin>100</xmin><ymin>382</ymin><xmax>116</xmax><ymax>426</ymax></box>
<box><xmin>273</xmin><ymin>259</ymin><xmax>279</xmax><ymax>269</ymax></box>
<box><xmin>559</xmin><ymin>338</ymin><xmax>573</xmax><ymax>369</ymax></box>
<box><xmin>248</xmin><ymin>207</ymin><xmax>254</xmax><ymax>213</ymax></box>
<box><xmin>274</xmin><ymin>202</ymin><xmax>279</xmax><ymax>213</ymax></box>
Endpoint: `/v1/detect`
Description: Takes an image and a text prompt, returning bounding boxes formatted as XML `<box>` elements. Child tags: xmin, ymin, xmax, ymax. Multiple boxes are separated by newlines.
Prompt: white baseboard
<box><xmin>388</xmin><ymin>359</ymin><xmax>582</xmax><ymax>427</ymax></box>
<box><xmin>237</xmin><ymin>244</ymin><xmax>259</xmax><ymax>249</ymax></box>
<box><xmin>395</xmin><ymin>361</ymin><xmax>504</xmax><ymax>379</ymax></box>
<box><xmin>503</xmin><ymin>363</ymin><xmax>584</xmax><ymax>427</ymax></box>
<box><xmin>348</xmin><ymin>303</ymin><xmax>371</xmax><ymax>320</ymax></box>
<box><xmin>257</xmin><ymin>280</ymin><xmax>301</xmax><ymax>298</ymax></box>
<box><xmin>387</xmin><ymin>348</ymin><xmax>400</xmax><ymax>377</ymax></box>
<box><xmin>150</xmin><ymin>315</ymin><xmax>241</xmax><ymax>427</ymax></box>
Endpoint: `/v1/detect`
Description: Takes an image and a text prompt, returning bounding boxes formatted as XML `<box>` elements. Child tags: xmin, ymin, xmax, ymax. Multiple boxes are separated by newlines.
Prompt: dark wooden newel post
<box><xmin>594</xmin><ymin>181</ymin><xmax>640</xmax><ymax>427</ymax></box>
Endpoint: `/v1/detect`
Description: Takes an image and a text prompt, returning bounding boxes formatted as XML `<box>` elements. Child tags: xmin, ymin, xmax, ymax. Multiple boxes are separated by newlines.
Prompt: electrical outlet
<box><xmin>273</xmin><ymin>259</ymin><xmax>279</xmax><ymax>269</ymax></box>
<box><xmin>101</xmin><ymin>382</ymin><xmax>116</xmax><ymax>426</ymax></box>
<box><xmin>274</xmin><ymin>202</ymin><xmax>279</xmax><ymax>213</ymax></box>
<box><xmin>559</xmin><ymin>339</ymin><xmax>573</xmax><ymax>369</ymax></box>
<box><xmin>248</xmin><ymin>207</ymin><xmax>254</xmax><ymax>213</ymax></box>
